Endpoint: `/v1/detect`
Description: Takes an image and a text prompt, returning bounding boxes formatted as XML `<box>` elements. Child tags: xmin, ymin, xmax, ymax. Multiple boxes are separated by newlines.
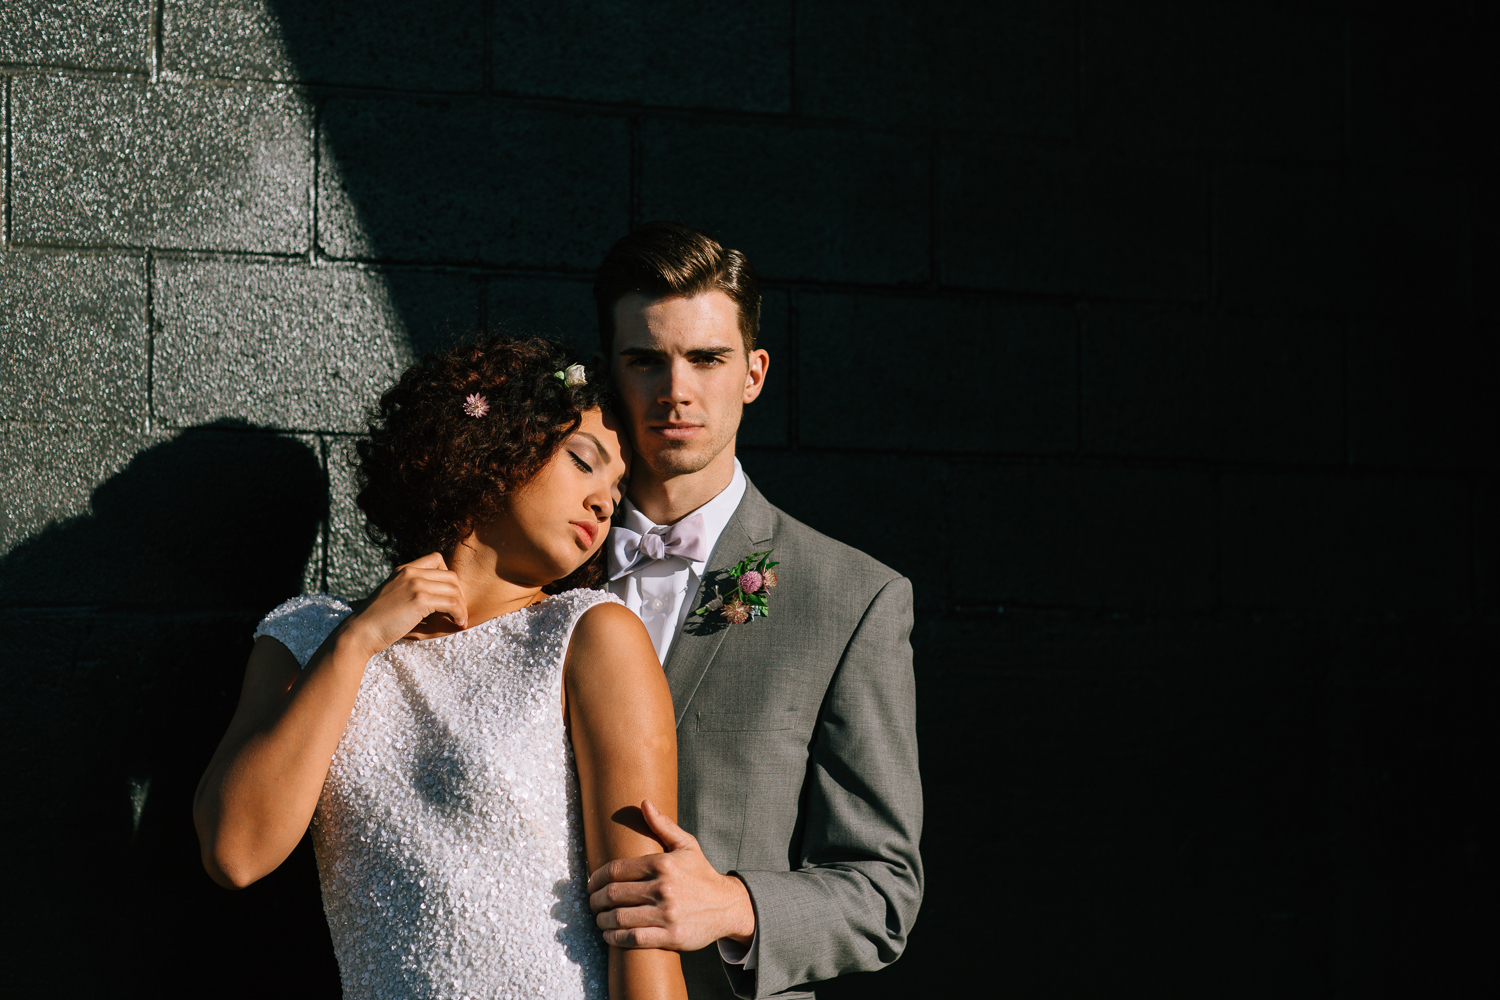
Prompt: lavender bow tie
<box><xmin>608</xmin><ymin>513</ymin><xmax>709</xmax><ymax>580</ymax></box>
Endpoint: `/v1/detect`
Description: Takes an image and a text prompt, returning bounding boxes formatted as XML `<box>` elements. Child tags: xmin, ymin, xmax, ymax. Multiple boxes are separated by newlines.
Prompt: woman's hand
<box><xmin>343</xmin><ymin>552</ymin><xmax>470</xmax><ymax>655</ymax></box>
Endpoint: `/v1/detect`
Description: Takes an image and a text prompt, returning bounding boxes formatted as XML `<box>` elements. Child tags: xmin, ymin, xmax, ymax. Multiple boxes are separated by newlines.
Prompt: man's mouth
<box><xmin>650</xmin><ymin>423</ymin><xmax>704</xmax><ymax>441</ymax></box>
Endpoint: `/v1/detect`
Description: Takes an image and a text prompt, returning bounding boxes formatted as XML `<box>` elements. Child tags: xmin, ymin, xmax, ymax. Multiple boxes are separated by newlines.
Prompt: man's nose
<box><xmin>656</xmin><ymin>359</ymin><xmax>693</xmax><ymax>406</ymax></box>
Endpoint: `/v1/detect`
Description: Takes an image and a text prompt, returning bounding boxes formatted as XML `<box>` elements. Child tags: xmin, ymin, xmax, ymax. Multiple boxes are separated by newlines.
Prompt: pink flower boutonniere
<box><xmin>695</xmin><ymin>549</ymin><xmax>780</xmax><ymax>624</ymax></box>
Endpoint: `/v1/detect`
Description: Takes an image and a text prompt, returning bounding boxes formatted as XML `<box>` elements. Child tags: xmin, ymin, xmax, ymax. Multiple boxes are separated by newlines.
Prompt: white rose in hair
<box><xmin>563</xmin><ymin>364</ymin><xmax>588</xmax><ymax>387</ymax></box>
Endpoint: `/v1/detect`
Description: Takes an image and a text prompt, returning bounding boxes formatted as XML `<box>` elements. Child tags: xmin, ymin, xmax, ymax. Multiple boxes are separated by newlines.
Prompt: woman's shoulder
<box><xmin>562</xmin><ymin>591</ymin><xmax>654</xmax><ymax>663</ymax></box>
<box><xmin>252</xmin><ymin>593</ymin><xmax>356</xmax><ymax>668</ymax></box>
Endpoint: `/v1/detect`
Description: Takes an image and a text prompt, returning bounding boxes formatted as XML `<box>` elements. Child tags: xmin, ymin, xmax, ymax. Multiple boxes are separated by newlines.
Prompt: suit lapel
<box><xmin>661</xmin><ymin>479</ymin><xmax>776</xmax><ymax>727</ymax></box>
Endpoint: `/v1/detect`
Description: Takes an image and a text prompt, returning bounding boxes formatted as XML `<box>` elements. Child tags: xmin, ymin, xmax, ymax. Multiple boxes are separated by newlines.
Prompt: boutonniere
<box><xmin>694</xmin><ymin>549</ymin><xmax>780</xmax><ymax>624</ymax></box>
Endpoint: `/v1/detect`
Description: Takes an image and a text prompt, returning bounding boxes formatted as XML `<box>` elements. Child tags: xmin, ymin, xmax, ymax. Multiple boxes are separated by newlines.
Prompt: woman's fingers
<box><xmin>403</xmin><ymin>551</ymin><xmax>450</xmax><ymax>571</ymax></box>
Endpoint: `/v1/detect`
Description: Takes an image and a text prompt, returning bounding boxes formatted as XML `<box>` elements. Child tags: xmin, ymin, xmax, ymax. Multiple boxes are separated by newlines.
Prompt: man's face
<box><xmin>609</xmin><ymin>291</ymin><xmax>769</xmax><ymax>481</ymax></box>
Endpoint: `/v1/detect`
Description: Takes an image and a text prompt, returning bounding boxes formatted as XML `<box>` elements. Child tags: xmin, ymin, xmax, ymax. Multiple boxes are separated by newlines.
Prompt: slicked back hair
<box><xmin>593</xmin><ymin>221</ymin><xmax>761</xmax><ymax>356</ymax></box>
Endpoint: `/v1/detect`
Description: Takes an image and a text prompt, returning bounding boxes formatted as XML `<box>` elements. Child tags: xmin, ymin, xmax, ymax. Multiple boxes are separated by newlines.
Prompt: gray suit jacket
<box><xmin>662</xmin><ymin>478</ymin><xmax>923</xmax><ymax>999</ymax></box>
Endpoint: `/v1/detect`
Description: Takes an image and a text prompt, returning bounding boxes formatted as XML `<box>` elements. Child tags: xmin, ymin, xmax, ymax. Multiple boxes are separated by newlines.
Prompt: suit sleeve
<box><xmin>725</xmin><ymin>576</ymin><xmax>924</xmax><ymax>998</ymax></box>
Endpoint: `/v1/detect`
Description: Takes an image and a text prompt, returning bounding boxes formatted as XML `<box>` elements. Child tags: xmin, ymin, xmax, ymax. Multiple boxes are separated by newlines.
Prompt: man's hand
<box><xmin>587</xmin><ymin>799</ymin><xmax>756</xmax><ymax>950</ymax></box>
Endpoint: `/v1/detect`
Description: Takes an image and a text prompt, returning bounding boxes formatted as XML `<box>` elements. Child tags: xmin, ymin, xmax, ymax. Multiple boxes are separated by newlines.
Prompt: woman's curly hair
<box><xmin>355</xmin><ymin>335</ymin><xmax>615</xmax><ymax>592</ymax></box>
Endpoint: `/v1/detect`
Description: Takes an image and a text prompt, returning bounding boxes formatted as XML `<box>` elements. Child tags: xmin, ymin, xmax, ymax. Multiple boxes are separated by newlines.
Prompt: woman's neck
<box><xmin>445</xmin><ymin>539</ymin><xmax>547</xmax><ymax>631</ymax></box>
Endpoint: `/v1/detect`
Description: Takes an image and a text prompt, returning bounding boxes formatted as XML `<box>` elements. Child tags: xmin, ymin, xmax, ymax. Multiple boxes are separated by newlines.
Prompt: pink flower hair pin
<box><xmin>463</xmin><ymin>393</ymin><xmax>489</xmax><ymax>417</ymax></box>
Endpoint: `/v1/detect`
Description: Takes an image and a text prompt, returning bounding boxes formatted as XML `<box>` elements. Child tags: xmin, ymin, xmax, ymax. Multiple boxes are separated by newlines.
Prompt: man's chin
<box><xmin>641</xmin><ymin>445</ymin><xmax>715</xmax><ymax>477</ymax></box>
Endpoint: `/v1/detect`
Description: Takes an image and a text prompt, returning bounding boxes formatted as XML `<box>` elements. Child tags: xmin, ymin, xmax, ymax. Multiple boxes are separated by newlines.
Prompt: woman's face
<box><xmin>478</xmin><ymin>407</ymin><xmax>629</xmax><ymax>585</ymax></box>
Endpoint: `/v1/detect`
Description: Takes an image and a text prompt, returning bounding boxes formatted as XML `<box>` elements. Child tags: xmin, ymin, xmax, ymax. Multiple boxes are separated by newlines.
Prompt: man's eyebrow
<box><xmin>617</xmin><ymin>345</ymin><xmax>736</xmax><ymax>359</ymax></box>
<box><xmin>574</xmin><ymin>431</ymin><xmax>613</xmax><ymax>466</ymax></box>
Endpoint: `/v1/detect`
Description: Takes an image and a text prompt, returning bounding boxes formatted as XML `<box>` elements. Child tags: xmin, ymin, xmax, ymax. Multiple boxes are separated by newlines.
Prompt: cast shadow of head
<box><xmin>0</xmin><ymin>420</ymin><xmax>339</xmax><ymax>995</ymax></box>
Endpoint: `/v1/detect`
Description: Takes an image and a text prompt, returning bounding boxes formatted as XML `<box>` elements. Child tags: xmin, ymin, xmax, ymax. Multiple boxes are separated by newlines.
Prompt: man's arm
<box><xmin>725</xmin><ymin>574</ymin><xmax>924</xmax><ymax>996</ymax></box>
<box><xmin>588</xmin><ymin>575</ymin><xmax>924</xmax><ymax>998</ymax></box>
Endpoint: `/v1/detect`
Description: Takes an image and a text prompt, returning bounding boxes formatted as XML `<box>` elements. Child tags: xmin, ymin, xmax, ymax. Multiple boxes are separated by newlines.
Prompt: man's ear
<box><xmin>742</xmin><ymin>348</ymin><xmax>770</xmax><ymax>404</ymax></box>
<box><xmin>590</xmin><ymin>348</ymin><xmax>606</xmax><ymax>372</ymax></box>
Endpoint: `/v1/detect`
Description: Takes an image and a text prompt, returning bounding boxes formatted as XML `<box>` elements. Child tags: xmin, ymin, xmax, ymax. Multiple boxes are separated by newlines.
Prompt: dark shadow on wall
<box><xmin>0</xmin><ymin>422</ymin><xmax>338</xmax><ymax>996</ymax></box>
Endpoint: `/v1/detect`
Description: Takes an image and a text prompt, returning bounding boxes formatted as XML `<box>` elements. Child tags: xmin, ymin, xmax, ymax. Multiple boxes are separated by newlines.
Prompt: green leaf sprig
<box><xmin>695</xmin><ymin>548</ymin><xmax>780</xmax><ymax>619</ymax></box>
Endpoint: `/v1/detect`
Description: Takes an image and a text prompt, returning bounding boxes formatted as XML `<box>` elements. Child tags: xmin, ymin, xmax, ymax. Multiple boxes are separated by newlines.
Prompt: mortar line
<box><xmin>1075</xmin><ymin>301</ymin><xmax>1086</xmax><ymax>454</ymax></box>
<box><xmin>3</xmin><ymin>75</ymin><xmax>11</xmax><ymax>248</ymax></box>
<box><xmin>1210</xmin><ymin>469</ymin><xmax>1224</xmax><ymax>612</ymax></box>
<box><xmin>787</xmin><ymin>0</ymin><xmax>799</xmax><ymax>116</ymax></box>
<box><xmin>1075</xmin><ymin>0</ymin><xmax>1085</xmax><ymax>142</ymax></box>
<box><xmin>320</xmin><ymin>435</ymin><xmax>331</xmax><ymax>594</ymax></box>
<box><xmin>1206</xmin><ymin>159</ymin><xmax>1218</xmax><ymax>307</ymax></box>
<box><xmin>628</xmin><ymin>116</ymin><xmax>643</xmax><ymax>229</ymax></box>
<box><xmin>927</xmin><ymin>132</ymin><xmax>941</xmax><ymax>288</ymax></box>
<box><xmin>481</xmin><ymin>0</ymin><xmax>494</xmax><ymax>95</ymax></box>
<box><xmin>1350</xmin><ymin>316</ymin><xmax>1362</xmax><ymax>464</ymax></box>
<box><xmin>310</xmin><ymin>97</ymin><xmax>322</xmax><ymax>262</ymax></box>
<box><xmin>1469</xmin><ymin>478</ymin><xmax>1479</xmax><ymax>619</ymax></box>
<box><xmin>148</xmin><ymin>0</ymin><xmax>164</xmax><ymax>83</ymax></box>
<box><xmin>144</xmin><ymin>249</ymin><xmax>157</xmax><ymax>434</ymax></box>
<box><xmin>786</xmin><ymin>289</ymin><xmax>800</xmax><ymax>450</ymax></box>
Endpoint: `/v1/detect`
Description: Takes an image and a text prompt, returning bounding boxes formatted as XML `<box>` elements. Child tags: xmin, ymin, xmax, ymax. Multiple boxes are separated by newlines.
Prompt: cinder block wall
<box><xmin>1</xmin><ymin>3</ymin><xmax>1493</xmax><ymax>995</ymax></box>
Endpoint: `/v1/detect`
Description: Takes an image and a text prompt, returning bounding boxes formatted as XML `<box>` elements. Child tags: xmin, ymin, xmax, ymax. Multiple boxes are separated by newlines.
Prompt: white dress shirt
<box><xmin>605</xmin><ymin>458</ymin><xmax>759</xmax><ymax>970</ymax></box>
<box><xmin>606</xmin><ymin>459</ymin><xmax>747</xmax><ymax>666</ymax></box>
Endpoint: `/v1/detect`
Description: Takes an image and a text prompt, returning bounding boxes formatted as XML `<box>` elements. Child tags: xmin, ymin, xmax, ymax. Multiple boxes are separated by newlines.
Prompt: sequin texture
<box><xmin>253</xmin><ymin>590</ymin><xmax>616</xmax><ymax>999</ymax></box>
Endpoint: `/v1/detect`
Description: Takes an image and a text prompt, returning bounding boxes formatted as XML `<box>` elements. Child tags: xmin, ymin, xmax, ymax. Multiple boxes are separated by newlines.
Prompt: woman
<box><xmin>193</xmin><ymin>337</ymin><xmax>686</xmax><ymax>1000</ymax></box>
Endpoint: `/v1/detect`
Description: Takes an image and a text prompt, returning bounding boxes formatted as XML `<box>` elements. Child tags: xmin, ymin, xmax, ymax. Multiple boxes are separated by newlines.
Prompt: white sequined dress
<box><xmin>252</xmin><ymin>589</ymin><xmax>616</xmax><ymax>1000</ymax></box>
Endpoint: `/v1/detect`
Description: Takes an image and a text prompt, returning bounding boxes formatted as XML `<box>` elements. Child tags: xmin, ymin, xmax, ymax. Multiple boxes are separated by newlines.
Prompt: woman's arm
<box><xmin>565</xmin><ymin>601</ymin><xmax>688</xmax><ymax>1000</ymax></box>
<box><xmin>193</xmin><ymin>554</ymin><xmax>468</xmax><ymax>889</ymax></box>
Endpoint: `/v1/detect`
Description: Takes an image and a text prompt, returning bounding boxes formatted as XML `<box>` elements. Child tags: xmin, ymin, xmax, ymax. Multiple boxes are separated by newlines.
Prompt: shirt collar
<box><xmin>609</xmin><ymin>459</ymin><xmax>747</xmax><ymax>577</ymax></box>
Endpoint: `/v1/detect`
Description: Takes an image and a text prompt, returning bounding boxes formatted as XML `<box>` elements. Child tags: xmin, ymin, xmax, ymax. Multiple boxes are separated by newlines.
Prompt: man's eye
<box><xmin>569</xmin><ymin>452</ymin><xmax>593</xmax><ymax>474</ymax></box>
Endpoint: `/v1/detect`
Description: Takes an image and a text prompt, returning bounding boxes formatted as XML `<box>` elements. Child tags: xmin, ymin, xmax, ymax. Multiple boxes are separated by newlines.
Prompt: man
<box><xmin>587</xmin><ymin>221</ymin><xmax>923</xmax><ymax>999</ymax></box>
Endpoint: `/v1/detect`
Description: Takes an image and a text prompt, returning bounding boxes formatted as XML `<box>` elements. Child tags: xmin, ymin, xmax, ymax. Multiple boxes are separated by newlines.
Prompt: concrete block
<box><xmin>485</xmin><ymin>275</ymin><xmax>599</xmax><ymax>360</ymax></box>
<box><xmin>1</xmin><ymin>607</ymin><xmax>339</xmax><ymax>991</ymax></box>
<box><xmin>323</xmin><ymin>436</ymin><xmax>392</xmax><ymax>600</ymax></box>
<box><xmin>1348</xmin><ymin>320</ymin><xmax>1496</xmax><ymax>472</ymax></box>
<box><xmin>0</xmin><ymin>422</ymin><xmax>155</xmax><ymax>559</ymax></box>
<box><xmin>1082</xmin><ymin>0</ymin><xmax>1343</xmax><ymax>159</ymax></box>
<box><xmin>1478</xmin><ymin>183</ymin><xmax>1499</xmax><ymax>324</ymax></box>
<box><xmin>1221</xmin><ymin>471</ymin><xmax>1471</xmax><ymax>614</ymax></box>
<box><xmin>11</xmin><ymin>76</ymin><xmax>311</xmax><ymax>254</ymax></box>
<box><xmin>639</xmin><ymin>118</ymin><xmax>929</xmax><ymax>285</ymax></box>
<box><xmin>736</xmin><ymin>451</ymin><xmax>948</xmax><ymax>611</ymax></box>
<box><xmin>1348</xmin><ymin>170</ymin><xmax>1471</xmax><ymax>320</ymax></box>
<box><xmin>737</xmin><ymin>290</ymin><xmax>788</xmax><ymax>448</ymax></box>
<box><xmin>0</xmin><ymin>423</ymin><xmax>323</xmax><ymax>608</ymax></box>
<box><xmin>0</xmin><ymin>252</ymin><xmax>148</xmax><ymax>423</ymax></box>
<box><xmin>163</xmin><ymin>0</ymin><xmax>483</xmax><ymax>90</ymax></box>
<box><xmin>318</xmin><ymin>98</ymin><xmax>628</xmax><ymax>268</ymax></box>
<box><xmin>1349</xmin><ymin>6</ymin><xmax>1480</xmax><ymax>167</ymax></box>
<box><xmin>492</xmin><ymin>1</ymin><xmax>790</xmax><ymax>112</ymax></box>
<box><xmin>903</xmin><ymin>611</ymin><xmax>1335</xmax><ymax>995</ymax></box>
<box><xmin>941</xmin><ymin>138</ymin><xmax>1208</xmax><ymax>301</ymax></box>
<box><xmin>795</xmin><ymin>0</ymin><xmax>1074</xmax><ymax>136</ymax></box>
<box><xmin>1478</xmin><ymin>480</ymin><xmax>1497</xmax><ymax>619</ymax></box>
<box><xmin>1331</xmin><ymin>616</ymin><xmax>1493</xmax><ymax>996</ymax></box>
<box><xmin>0</xmin><ymin>0</ymin><xmax>150</xmax><ymax>71</ymax></box>
<box><xmin>1083</xmin><ymin>304</ymin><xmax>1344</xmax><ymax>464</ymax></box>
<box><xmin>953</xmin><ymin>463</ymin><xmax>1216</xmax><ymax>612</ymax></box>
<box><xmin>154</xmin><ymin>259</ymin><xmax>479</xmax><ymax>432</ymax></box>
<box><xmin>797</xmin><ymin>292</ymin><xmax>1076</xmax><ymax>454</ymax></box>
<box><xmin>1215</xmin><ymin>160</ymin><xmax>1347</xmax><ymax>315</ymax></box>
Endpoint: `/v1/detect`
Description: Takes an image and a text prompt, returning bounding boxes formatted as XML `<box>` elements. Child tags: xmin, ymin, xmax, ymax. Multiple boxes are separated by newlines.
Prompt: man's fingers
<box><xmin>404</xmin><ymin>552</ymin><xmax>449</xmax><ymax>570</ymax></box>
<box><xmin>593</xmin><ymin>902</ymin><xmax>665</xmax><ymax>931</ymax></box>
<box><xmin>588</xmin><ymin>880</ymin><xmax>659</xmax><ymax>914</ymax></box>
<box><xmin>600</xmin><ymin>924</ymin><xmax>675</xmax><ymax>949</ymax></box>
<box><xmin>640</xmin><ymin>798</ymin><xmax>697</xmax><ymax>852</ymax></box>
<box><xmin>587</xmin><ymin>855</ymin><xmax>658</xmax><ymax>894</ymax></box>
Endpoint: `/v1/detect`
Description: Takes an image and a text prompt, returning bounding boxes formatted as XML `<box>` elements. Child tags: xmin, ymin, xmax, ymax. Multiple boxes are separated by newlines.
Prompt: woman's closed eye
<box><xmin>569</xmin><ymin>451</ymin><xmax>593</xmax><ymax>474</ymax></box>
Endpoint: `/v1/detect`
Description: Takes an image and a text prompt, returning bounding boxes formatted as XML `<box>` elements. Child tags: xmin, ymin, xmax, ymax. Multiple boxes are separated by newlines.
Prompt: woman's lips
<box><xmin>571</xmin><ymin>521</ymin><xmax>598</xmax><ymax>546</ymax></box>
